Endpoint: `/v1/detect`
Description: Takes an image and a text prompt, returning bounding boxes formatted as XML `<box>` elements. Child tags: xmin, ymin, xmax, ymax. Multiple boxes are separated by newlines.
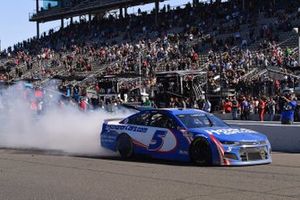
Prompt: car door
<box><xmin>123</xmin><ymin>111</ymin><xmax>156</xmax><ymax>153</ymax></box>
<box><xmin>146</xmin><ymin>112</ymin><xmax>195</xmax><ymax>161</ymax></box>
<box><xmin>126</xmin><ymin>111</ymin><xmax>192</xmax><ymax>161</ymax></box>
<box><xmin>144</xmin><ymin>112</ymin><xmax>179</xmax><ymax>154</ymax></box>
<box><xmin>125</xmin><ymin>111</ymin><xmax>177</xmax><ymax>154</ymax></box>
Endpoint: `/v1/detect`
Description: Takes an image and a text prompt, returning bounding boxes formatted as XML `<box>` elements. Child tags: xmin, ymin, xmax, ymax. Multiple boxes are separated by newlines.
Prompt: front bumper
<box><xmin>221</xmin><ymin>144</ymin><xmax>272</xmax><ymax>166</ymax></box>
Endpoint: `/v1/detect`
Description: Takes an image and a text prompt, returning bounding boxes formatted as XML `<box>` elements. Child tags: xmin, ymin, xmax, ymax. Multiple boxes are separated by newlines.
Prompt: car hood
<box><xmin>188</xmin><ymin>127</ymin><xmax>268</xmax><ymax>142</ymax></box>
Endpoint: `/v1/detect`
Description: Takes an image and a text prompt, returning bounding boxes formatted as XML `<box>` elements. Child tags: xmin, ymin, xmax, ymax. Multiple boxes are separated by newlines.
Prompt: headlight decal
<box><xmin>209</xmin><ymin>133</ymin><xmax>230</xmax><ymax>166</ymax></box>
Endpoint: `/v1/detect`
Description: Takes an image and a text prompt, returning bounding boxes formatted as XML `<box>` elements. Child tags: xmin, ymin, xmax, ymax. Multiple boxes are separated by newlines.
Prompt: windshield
<box><xmin>177</xmin><ymin>113</ymin><xmax>229</xmax><ymax>128</ymax></box>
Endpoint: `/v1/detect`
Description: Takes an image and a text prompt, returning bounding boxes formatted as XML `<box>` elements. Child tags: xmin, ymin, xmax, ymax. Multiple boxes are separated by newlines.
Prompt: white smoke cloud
<box><xmin>0</xmin><ymin>82</ymin><xmax>133</xmax><ymax>156</ymax></box>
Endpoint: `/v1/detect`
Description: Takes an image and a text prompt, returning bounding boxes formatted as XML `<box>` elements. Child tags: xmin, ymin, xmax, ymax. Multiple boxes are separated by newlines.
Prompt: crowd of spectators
<box><xmin>221</xmin><ymin>94</ymin><xmax>299</xmax><ymax>122</ymax></box>
<box><xmin>0</xmin><ymin>0</ymin><xmax>300</xmax><ymax>120</ymax></box>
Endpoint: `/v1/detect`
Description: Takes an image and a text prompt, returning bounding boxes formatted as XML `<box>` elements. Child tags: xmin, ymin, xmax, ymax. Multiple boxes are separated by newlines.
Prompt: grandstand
<box><xmin>30</xmin><ymin>0</ymin><xmax>166</xmax><ymax>38</ymax></box>
<box><xmin>0</xmin><ymin>0</ymin><xmax>300</xmax><ymax>115</ymax></box>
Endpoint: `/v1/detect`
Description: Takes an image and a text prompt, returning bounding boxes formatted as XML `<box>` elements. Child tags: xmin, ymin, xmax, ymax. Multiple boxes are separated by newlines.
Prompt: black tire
<box><xmin>189</xmin><ymin>137</ymin><xmax>212</xmax><ymax>166</ymax></box>
<box><xmin>116</xmin><ymin>134</ymin><xmax>134</xmax><ymax>159</ymax></box>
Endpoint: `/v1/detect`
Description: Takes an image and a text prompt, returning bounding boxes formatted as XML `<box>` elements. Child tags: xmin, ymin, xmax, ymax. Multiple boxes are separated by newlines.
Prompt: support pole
<box><xmin>119</xmin><ymin>7</ymin><xmax>123</xmax><ymax>18</ymax></box>
<box><xmin>180</xmin><ymin>76</ymin><xmax>183</xmax><ymax>95</ymax></box>
<box><xmin>155</xmin><ymin>0</ymin><xmax>159</xmax><ymax>26</ymax></box>
<box><xmin>37</xmin><ymin>22</ymin><xmax>40</xmax><ymax>39</ymax></box>
<box><xmin>36</xmin><ymin>0</ymin><xmax>40</xmax><ymax>39</ymax></box>
<box><xmin>193</xmin><ymin>0</ymin><xmax>199</xmax><ymax>7</ymax></box>
<box><xmin>139</xmin><ymin>51</ymin><xmax>142</xmax><ymax>94</ymax></box>
<box><xmin>298</xmin><ymin>32</ymin><xmax>300</xmax><ymax>66</ymax></box>
<box><xmin>61</xmin><ymin>18</ymin><xmax>64</xmax><ymax>28</ymax></box>
<box><xmin>36</xmin><ymin>0</ymin><xmax>39</xmax><ymax>13</ymax></box>
<box><xmin>124</xmin><ymin>6</ymin><xmax>128</xmax><ymax>18</ymax></box>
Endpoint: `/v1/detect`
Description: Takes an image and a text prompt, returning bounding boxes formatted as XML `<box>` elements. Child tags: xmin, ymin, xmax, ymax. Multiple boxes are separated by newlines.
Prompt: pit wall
<box><xmin>225</xmin><ymin>120</ymin><xmax>300</xmax><ymax>153</ymax></box>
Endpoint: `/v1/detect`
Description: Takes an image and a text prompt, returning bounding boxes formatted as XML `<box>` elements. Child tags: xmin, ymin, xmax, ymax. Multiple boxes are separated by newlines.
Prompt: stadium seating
<box><xmin>0</xmin><ymin>0</ymin><xmax>300</xmax><ymax>114</ymax></box>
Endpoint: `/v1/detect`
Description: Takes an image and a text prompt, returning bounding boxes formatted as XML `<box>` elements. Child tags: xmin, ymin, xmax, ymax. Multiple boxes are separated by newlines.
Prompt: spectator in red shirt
<box><xmin>223</xmin><ymin>98</ymin><xmax>232</xmax><ymax>113</ymax></box>
<box><xmin>79</xmin><ymin>98</ymin><xmax>88</xmax><ymax>111</ymax></box>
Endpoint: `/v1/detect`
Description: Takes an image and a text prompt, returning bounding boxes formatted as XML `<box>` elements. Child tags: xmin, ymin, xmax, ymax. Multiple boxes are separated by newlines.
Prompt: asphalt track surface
<box><xmin>1</xmin><ymin>149</ymin><xmax>300</xmax><ymax>200</ymax></box>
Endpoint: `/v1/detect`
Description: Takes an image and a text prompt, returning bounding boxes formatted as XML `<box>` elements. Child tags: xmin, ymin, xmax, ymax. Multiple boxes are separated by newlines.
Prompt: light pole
<box><xmin>293</xmin><ymin>27</ymin><xmax>300</xmax><ymax>65</ymax></box>
<box><xmin>138</xmin><ymin>50</ymin><xmax>142</xmax><ymax>95</ymax></box>
<box><xmin>298</xmin><ymin>30</ymin><xmax>300</xmax><ymax>66</ymax></box>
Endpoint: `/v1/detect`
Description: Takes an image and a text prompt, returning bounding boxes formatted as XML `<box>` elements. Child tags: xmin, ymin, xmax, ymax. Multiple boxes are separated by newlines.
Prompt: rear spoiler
<box><xmin>104</xmin><ymin>118</ymin><xmax>124</xmax><ymax>123</ymax></box>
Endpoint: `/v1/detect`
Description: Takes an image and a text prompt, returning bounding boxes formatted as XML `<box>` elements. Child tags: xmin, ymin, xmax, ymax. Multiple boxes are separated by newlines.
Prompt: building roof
<box><xmin>31</xmin><ymin>0</ymin><xmax>165</xmax><ymax>23</ymax></box>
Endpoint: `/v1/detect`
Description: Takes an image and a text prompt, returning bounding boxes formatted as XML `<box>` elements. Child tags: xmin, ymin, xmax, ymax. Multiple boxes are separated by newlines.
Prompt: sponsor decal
<box><xmin>107</xmin><ymin>125</ymin><xmax>148</xmax><ymax>133</ymax></box>
<box><xmin>209</xmin><ymin>134</ymin><xmax>230</xmax><ymax>165</ymax></box>
<box><xmin>179</xmin><ymin>150</ymin><xmax>189</xmax><ymax>155</ymax></box>
<box><xmin>206</xmin><ymin>128</ymin><xmax>256</xmax><ymax>135</ymax></box>
<box><xmin>148</xmin><ymin>130</ymin><xmax>167</xmax><ymax>151</ymax></box>
<box><xmin>101</xmin><ymin>131</ymin><xmax>118</xmax><ymax>143</ymax></box>
<box><xmin>134</xmin><ymin>129</ymin><xmax>178</xmax><ymax>153</ymax></box>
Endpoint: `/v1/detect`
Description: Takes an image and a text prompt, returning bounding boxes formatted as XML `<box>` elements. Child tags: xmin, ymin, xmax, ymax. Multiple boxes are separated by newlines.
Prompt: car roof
<box><xmin>143</xmin><ymin>108</ymin><xmax>208</xmax><ymax>115</ymax></box>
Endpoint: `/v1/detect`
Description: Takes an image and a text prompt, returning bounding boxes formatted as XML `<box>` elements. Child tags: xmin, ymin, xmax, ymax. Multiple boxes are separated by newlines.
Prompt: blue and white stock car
<box><xmin>100</xmin><ymin>109</ymin><xmax>272</xmax><ymax>166</ymax></box>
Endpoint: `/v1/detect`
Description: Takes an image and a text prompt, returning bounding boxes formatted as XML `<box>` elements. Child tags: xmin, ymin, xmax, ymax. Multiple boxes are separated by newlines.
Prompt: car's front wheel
<box><xmin>190</xmin><ymin>137</ymin><xmax>212</xmax><ymax>166</ymax></box>
<box><xmin>116</xmin><ymin>134</ymin><xmax>134</xmax><ymax>159</ymax></box>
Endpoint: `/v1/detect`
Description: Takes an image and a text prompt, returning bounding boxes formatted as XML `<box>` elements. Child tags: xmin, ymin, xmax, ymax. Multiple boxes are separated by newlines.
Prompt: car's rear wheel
<box><xmin>190</xmin><ymin>137</ymin><xmax>212</xmax><ymax>166</ymax></box>
<box><xmin>116</xmin><ymin>134</ymin><xmax>134</xmax><ymax>159</ymax></box>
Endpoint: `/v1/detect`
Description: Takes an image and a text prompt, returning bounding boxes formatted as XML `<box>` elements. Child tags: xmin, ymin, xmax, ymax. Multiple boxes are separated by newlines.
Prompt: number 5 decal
<box><xmin>148</xmin><ymin>130</ymin><xmax>167</xmax><ymax>151</ymax></box>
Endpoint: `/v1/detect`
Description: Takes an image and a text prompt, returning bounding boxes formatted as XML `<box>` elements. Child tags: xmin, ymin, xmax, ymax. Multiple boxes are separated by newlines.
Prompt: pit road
<box><xmin>0</xmin><ymin>149</ymin><xmax>300</xmax><ymax>200</ymax></box>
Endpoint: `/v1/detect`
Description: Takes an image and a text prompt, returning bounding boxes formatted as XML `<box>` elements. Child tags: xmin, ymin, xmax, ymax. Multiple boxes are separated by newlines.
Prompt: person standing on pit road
<box><xmin>281</xmin><ymin>94</ymin><xmax>297</xmax><ymax>124</ymax></box>
<box><xmin>241</xmin><ymin>97</ymin><xmax>250</xmax><ymax>120</ymax></box>
<box><xmin>231</xmin><ymin>97</ymin><xmax>239</xmax><ymax>120</ymax></box>
<box><xmin>267</xmin><ymin>97</ymin><xmax>276</xmax><ymax>121</ymax></box>
<box><xmin>295</xmin><ymin>98</ymin><xmax>300</xmax><ymax>122</ymax></box>
<box><xmin>223</xmin><ymin>98</ymin><xmax>232</xmax><ymax>114</ymax></box>
<box><xmin>258</xmin><ymin>97</ymin><xmax>266</xmax><ymax>122</ymax></box>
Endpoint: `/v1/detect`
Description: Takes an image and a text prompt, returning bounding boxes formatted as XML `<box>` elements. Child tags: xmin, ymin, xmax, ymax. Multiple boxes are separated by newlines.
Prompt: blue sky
<box><xmin>0</xmin><ymin>0</ymin><xmax>197</xmax><ymax>50</ymax></box>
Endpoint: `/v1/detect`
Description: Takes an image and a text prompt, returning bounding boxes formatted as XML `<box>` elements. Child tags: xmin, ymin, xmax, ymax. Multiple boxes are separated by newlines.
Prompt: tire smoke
<box><xmin>0</xmin><ymin>82</ymin><xmax>133</xmax><ymax>156</ymax></box>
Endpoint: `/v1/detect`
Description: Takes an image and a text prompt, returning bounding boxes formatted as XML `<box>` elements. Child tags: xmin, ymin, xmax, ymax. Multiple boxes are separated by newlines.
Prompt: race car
<box><xmin>100</xmin><ymin>109</ymin><xmax>272</xmax><ymax>166</ymax></box>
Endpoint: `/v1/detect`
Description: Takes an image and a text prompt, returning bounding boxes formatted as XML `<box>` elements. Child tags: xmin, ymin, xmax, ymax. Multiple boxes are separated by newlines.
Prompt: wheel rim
<box><xmin>117</xmin><ymin>135</ymin><xmax>133</xmax><ymax>158</ymax></box>
<box><xmin>190</xmin><ymin>139</ymin><xmax>211</xmax><ymax>165</ymax></box>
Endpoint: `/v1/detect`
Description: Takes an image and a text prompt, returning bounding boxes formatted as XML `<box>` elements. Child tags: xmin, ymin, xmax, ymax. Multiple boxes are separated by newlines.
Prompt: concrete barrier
<box><xmin>225</xmin><ymin>120</ymin><xmax>300</xmax><ymax>153</ymax></box>
<box><xmin>215</xmin><ymin>113</ymin><xmax>282</xmax><ymax>121</ymax></box>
